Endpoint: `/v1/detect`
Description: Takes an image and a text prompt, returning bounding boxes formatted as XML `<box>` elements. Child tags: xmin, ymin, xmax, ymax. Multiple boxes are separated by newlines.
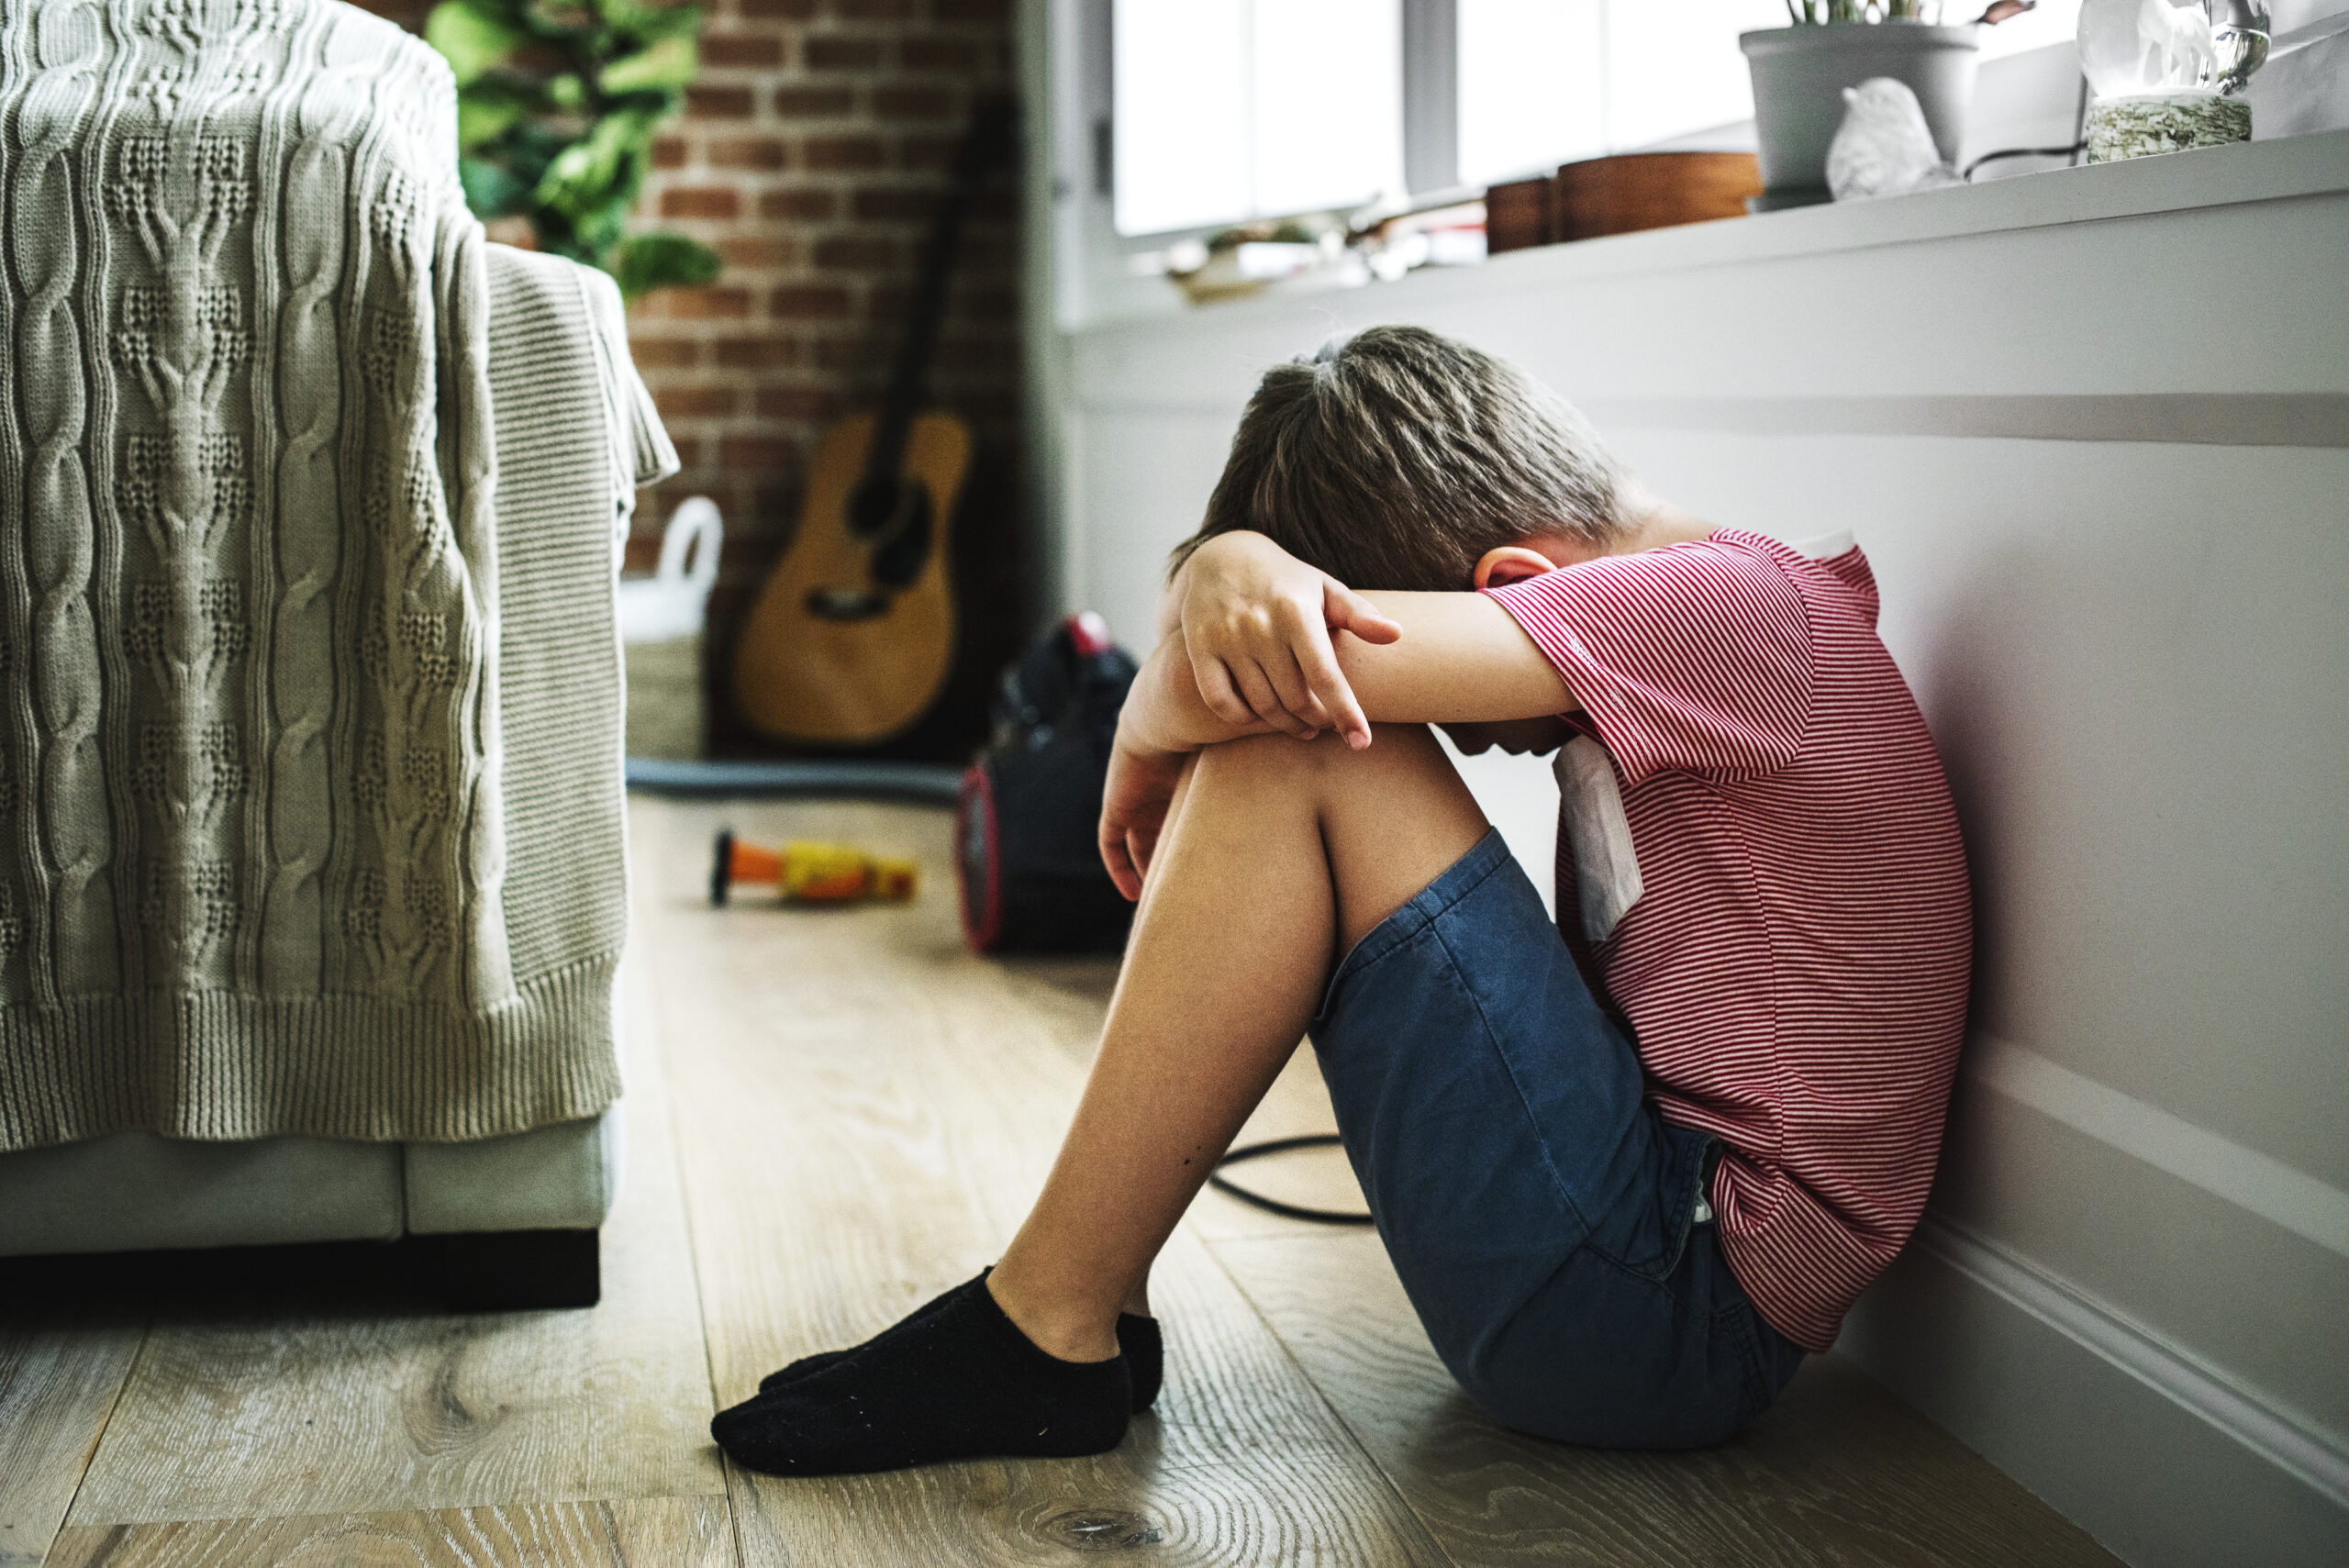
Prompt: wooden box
<box><xmin>1484</xmin><ymin>175</ymin><xmax>1555</xmax><ymax>254</ymax></box>
<box><xmin>1553</xmin><ymin>152</ymin><xmax>1762</xmax><ymax>241</ymax></box>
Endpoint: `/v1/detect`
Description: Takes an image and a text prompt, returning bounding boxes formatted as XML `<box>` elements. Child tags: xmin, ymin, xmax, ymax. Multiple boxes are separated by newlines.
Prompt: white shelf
<box><xmin>1070</xmin><ymin>128</ymin><xmax>2349</xmax><ymax>414</ymax></box>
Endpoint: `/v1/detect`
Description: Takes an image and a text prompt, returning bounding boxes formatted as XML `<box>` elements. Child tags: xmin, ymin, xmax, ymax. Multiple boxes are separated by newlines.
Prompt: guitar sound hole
<box><xmin>847</xmin><ymin>474</ymin><xmax>906</xmax><ymax>539</ymax></box>
<box><xmin>806</xmin><ymin>586</ymin><xmax>890</xmax><ymax>621</ymax></box>
<box><xmin>871</xmin><ymin>503</ymin><xmax>931</xmax><ymax>590</ymax></box>
<box><xmin>842</xmin><ymin>473</ymin><xmax>934</xmax><ymax>591</ymax></box>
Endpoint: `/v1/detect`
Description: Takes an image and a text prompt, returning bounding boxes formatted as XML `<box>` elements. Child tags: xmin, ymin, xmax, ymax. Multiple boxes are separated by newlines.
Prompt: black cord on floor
<box><xmin>1208</xmin><ymin>1134</ymin><xmax>1375</xmax><ymax>1226</ymax></box>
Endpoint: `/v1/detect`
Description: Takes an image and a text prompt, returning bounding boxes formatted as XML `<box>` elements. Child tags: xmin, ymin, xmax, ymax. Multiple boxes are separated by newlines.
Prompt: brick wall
<box><xmin>359</xmin><ymin>0</ymin><xmax>1026</xmax><ymax>758</ymax></box>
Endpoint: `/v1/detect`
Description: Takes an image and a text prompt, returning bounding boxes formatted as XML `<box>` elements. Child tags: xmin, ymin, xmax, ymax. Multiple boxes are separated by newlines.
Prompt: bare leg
<box><xmin>988</xmin><ymin>724</ymin><xmax>1490</xmax><ymax>1361</ymax></box>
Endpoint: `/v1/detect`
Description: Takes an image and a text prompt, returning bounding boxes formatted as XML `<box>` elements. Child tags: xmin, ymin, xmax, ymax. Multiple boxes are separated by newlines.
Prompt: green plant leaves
<box><xmin>426</xmin><ymin>0</ymin><xmax>718</xmax><ymax>292</ymax></box>
<box><xmin>532</xmin><ymin>101</ymin><xmax>658</xmax><ymax>217</ymax></box>
<box><xmin>459</xmin><ymin>155</ymin><xmax>531</xmax><ymax>217</ymax></box>
<box><xmin>600</xmin><ymin>33</ymin><xmax>697</xmax><ymax>95</ymax></box>
<box><xmin>426</xmin><ymin>0</ymin><xmax>524</xmax><ymax>86</ymax></box>
<box><xmin>455</xmin><ymin>82</ymin><xmax>531</xmax><ymax>151</ymax></box>
<box><xmin>613</xmin><ymin>233</ymin><xmax>722</xmax><ymax>300</ymax></box>
<box><xmin>595</xmin><ymin>0</ymin><xmax>706</xmax><ymax>39</ymax></box>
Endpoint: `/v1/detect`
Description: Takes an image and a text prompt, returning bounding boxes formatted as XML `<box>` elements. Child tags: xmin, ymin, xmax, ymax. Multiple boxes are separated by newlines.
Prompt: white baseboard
<box><xmin>1961</xmin><ymin>1036</ymin><xmax>2349</xmax><ymax>1265</ymax></box>
<box><xmin>1841</xmin><ymin>1218</ymin><xmax>2349</xmax><ymax>1568</ymax></box>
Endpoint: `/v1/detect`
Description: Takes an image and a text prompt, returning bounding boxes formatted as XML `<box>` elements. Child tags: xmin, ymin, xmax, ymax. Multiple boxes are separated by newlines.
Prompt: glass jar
<box><xmin>2077</xmin><ymin>0</ymin><xmax>2270</xmax><ymax>161</ymax></box>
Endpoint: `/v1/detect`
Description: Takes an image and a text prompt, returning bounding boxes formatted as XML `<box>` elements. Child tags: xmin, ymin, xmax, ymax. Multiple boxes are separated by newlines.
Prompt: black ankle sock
<box><xmin>757</xmin><ymin>1284</ymin><xmax>960</xmax><ymax>1393</ymax></box>
<box><xmin>1120</xmin><ymin>1313</ymin><xmax>1163</xmax><ymax>1411</ymax></box>
<box><xmin>761</xmin><ymin>1305</ymin><xmax>1163</xmax><ymax>1412</ymax></box>
<box><xmin>713</xmin><ymin>1274</ymin><xmax>1130</xmax><ymax>1475</ymax></box>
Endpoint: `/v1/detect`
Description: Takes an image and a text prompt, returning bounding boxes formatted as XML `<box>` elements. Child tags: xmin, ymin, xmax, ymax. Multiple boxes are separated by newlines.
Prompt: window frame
<box><xmin>1052</xmin><ymin>0</ymin><xmax>1461</xmax><ymax>329</ymax></box>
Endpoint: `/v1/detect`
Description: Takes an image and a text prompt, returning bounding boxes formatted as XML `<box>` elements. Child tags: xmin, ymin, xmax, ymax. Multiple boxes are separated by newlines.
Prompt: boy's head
<box><xmin>1172</xmin><ymin>325</ymin><xmax>1627</xmax><ymax>591</ymax></box>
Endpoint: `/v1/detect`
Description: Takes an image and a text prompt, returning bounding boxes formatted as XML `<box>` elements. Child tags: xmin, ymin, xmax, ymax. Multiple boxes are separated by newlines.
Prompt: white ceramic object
<box><xmin>618</xmin><ymin>495</ymin><xmax>721</xmax><ymax>644</ymax></box>
<box><xmin>1828</xmin><ymin>77</ymin><xmax>1968</xmax><ymax>199</ymax></box>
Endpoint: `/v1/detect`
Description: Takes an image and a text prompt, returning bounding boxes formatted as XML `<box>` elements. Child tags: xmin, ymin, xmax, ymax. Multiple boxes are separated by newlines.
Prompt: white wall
<box><xmin>1034</xmin><ymin>128</ymin><xmax>2349</xmax><ymax>1566</ymax></box>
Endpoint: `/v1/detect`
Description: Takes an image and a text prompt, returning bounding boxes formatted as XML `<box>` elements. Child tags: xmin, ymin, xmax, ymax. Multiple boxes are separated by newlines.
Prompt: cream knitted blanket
<box><xmin>0</xmin><ymin>0</ymin><xmax>636</xmax><ymax>1150</ymax></box>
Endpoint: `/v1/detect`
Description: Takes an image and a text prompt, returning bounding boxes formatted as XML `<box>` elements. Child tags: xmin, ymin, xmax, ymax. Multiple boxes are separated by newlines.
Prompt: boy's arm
<box><xmin>1117</xmin><ymin>635</ymin><xmax>1282</xmax><ymax>755</ymax></box>
<box><xmin>1126</xmin><ymin>594</ymin><xmax>1577</xmax><ymax>757</ymax></box>
<box><xmin>1160</xmin><ymin>532</ymin><xmax>1403</xmax><ymax>748</ymax></box>
<box><xmin>1098</xmin><ymin>638</ymin><xmax>1280</xmax><ymax>899</ymax></box>
<box><xmin>1340</xmin><ymin>591</ymin><xmax>1582</xmax><ymax>724</ymax></box>
<box><xmin>1100</xmin><ymin>604</ymin><xmax>1576</xmax><ymax>896</ymax></box>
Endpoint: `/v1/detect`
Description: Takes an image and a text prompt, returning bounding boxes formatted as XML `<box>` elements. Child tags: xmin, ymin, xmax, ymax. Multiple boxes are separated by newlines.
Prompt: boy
<box><xmin>713</xmin><ymin>326</ymin><xmax>1970</xmax><ymax>1473</ymax></box>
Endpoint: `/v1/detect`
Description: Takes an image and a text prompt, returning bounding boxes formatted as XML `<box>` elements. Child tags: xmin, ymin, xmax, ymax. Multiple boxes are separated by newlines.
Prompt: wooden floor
<box><xmin>0</xmin><ymin>796</ymin><xmax>2124</xmax><ymax>1567</ymax></box>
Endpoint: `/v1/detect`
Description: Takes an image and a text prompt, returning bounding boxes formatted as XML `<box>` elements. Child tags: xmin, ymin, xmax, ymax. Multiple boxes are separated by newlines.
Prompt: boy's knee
<box><xmin>1191</xmin><ymin>729</ymin><xmax>1338</xmax><ymax>783</ymax></box>
<box><xmin>1192</xmin><ymin>729</ymin><xmax>1464</xmax><ymax>842</ymax></box>
<box><xmin>1196</xmin><ymin>725</ymin><xmax>1435</xmax><ymax>787</ymax></box>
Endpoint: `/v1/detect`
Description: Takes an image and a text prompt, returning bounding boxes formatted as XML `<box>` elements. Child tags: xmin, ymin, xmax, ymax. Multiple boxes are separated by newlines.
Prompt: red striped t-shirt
<box><xmin>1485</xmin><ymin>529</ymin><xmax>1970</xmax><ymax>1351</ymax></box>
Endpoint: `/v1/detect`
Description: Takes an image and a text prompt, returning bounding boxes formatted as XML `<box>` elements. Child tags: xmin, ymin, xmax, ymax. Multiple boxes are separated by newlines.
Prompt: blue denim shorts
<box><xmin>1308</xmin><ymin>828</ymin><xmax>1806</xmax><ymax>1449</ymax></box>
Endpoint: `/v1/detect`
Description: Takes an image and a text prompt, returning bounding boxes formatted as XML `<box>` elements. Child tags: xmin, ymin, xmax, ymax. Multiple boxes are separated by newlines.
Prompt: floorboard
<box><xmin>1213</xmin><ymin>1229</ymin><xmax>2123</xmax><ymax>1567</ymax></box>
<box><xmin>0</xmin><ymin>1315</ymin><xmax>142</xmax><ymax>1568</ymax></box>
<box><xmin>638</xmin><ymin>796</ymin><xmax>1451</xmax><ymax>1566</ymax></box>
<box><xmin>0</xmin><ymin>791</ymin><xmax>2132</xmax><ymax>1566</ymax></box>
<box><xmin>58</xmin><ymin>938</ymin><xmax>724</xmax><ymax>1528</ymax></box>
<box><xmin>44</xmin><ymin>1496</ymin><xmax>734</xmax><ymax>1568</ymax></box>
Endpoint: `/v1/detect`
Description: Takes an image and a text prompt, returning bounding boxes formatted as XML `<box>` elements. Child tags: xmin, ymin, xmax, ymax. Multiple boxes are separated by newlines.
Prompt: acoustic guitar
<box><xmin>732</xmin><ymin>98</ymin><xmax>1015</xmax><ymax>747</ymax></box>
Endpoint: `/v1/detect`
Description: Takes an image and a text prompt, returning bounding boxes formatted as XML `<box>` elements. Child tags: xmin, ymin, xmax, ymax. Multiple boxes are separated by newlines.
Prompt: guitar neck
<box><xmin>864</xmin><ymin>185</ymin><xmax>975</xmax><ymax>478</ymax></box>
<box><xmin>863</xmin><ymin>97</ymin><xmax>1014</xmax><ymax>484</ymax></box>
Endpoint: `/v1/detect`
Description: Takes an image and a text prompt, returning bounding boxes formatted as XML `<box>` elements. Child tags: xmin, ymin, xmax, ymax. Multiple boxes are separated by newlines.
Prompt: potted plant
<box><xmin>426</xmin><ymin>0</ymin><xmax>722</xmax><ymax>299</ymax></box>
<box><xmin>1742</xmin><ymin>2</ymin><xmax>1987</xmax><ymax>209</ymax></box>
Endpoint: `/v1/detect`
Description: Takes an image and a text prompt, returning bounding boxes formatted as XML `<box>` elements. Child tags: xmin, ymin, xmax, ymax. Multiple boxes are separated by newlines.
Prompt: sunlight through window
<box><xmin>1113</xmin><ymin>0</ymin><xmax>1402</xmax><ymax>237</ymax></box>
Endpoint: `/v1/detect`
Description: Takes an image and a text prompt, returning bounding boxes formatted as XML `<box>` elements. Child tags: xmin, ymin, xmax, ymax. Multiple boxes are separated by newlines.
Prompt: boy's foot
<box><xmin>711</xmin><ymin>1273</ymin><xmax>1131</xmax><ymax>1475</ymax></box>
<box><xmin>759</xmin><ymin>1303</ymin><xmax>1164</xmax><ymax>1412</ymax></box>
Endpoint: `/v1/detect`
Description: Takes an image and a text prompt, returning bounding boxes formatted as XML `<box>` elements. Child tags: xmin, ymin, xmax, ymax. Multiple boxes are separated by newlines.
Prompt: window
<box><xmin>1109</xmin><ymin>0</ymin><xmax>1798</xmax><ymax>239</ymax></box>
<box><xmin>1599</xmin><ymin>0</ymin><xmax>1787</xmax><ymax>152</ymax></box>
<box><xmin>1454</xmin><ymin>0</ymin><xmax>1605</xmax><ymax>189</ymax></box>
<box><xmin>1971</xmin><ymin>0</ymin><xmax>2084</xmax><ymax>62</ymax></box>
<box><xmin>1458</xmin><ymin>0</ymin><xmax>1803</xmax><ymax>186</ymax></box>
<box><xmin>1069</xmin><ymin>0</ymin><xmax>2100</xmax><ymax>326</ymax></box>
<box><xmin>1111</xmin><ymin>0</ymin><xmax>1404</xmax><ymax>237</ymax></box>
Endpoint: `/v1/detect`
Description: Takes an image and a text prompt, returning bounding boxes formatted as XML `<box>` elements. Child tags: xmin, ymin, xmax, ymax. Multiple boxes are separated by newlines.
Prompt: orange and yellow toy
<box><xmin>710</xmin><ymin>830</ymin><xmax>918</xmax><ymax>906</ymax></box>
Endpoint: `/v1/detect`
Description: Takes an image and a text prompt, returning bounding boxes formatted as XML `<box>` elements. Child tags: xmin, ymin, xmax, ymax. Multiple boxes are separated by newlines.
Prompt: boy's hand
<box><xmin>1175</xmin><ymin>531</ymin><xmax>1400</xmax><ymax>750</ymax></box>
<box><xmin>1098</xmin><ymin>730</ymin><xmax>1186</xmax><ymax>900</ymax></box>
<box><xmin>1098</xmin><ymin>635</ymin><xmax>1268</xmax><ymax>896</ymax></box>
